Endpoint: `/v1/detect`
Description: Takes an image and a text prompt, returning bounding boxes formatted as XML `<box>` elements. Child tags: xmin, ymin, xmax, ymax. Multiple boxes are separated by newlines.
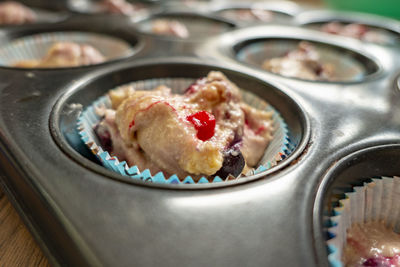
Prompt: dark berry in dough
<box><xmin>94</xmin><ymin>122</ymin><xmax>112</xmax><ymax>152</ymax></box>
<box><xmin>214</xmin><ymin>145</ymin><xmax>245</xmax><ymax>178</ymax></box>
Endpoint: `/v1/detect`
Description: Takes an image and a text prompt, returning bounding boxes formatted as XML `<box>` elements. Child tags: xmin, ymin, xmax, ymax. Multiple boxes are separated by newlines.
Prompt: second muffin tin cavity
<box><xmin>296</xmin><ymin>10</ymin><xmax>400</xmax><ymax>46</ymax></box>
<box><xmin>0</xmin><ymin>31</ymin><xmax>135</xmax><ymax>69</ymax></box>
<box><xmin>51</xmin><ymin>60</ymin><xmax>310</xmax><ymax>187</ymax></box>
<box><xmin>0</xmin><ymin>16</ymin><xmax>142</xmax><ymax>69</ymax></box>
<box><xmin>215</xmin><ymin>7</ymin><xmax>293</xmax><ymax>25</ymax></box>
<box><xmin>313</xmin><ymin>145</ymin><xmax>400</xmax><ymax>266</ymax></box>
<box><xmin>135</xmin><ymin>12</ymin><xmax>236</xmax><ymax>41</ymax></box>
<box><xmin>234</xmin><ymin>38</ymin><xmax>380</xmax><ymax>82</ymax></box>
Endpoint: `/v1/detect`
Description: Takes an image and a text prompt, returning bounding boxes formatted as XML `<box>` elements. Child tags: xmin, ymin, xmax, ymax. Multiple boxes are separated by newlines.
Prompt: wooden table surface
<box><xmin>0</xmin><ymin>189</ymin><xmax>49</xmax><ymax>266</ymax></box>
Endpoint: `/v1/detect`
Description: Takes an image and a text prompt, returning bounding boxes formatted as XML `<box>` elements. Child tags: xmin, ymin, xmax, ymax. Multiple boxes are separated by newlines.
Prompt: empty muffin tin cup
<box><xmin>77</xmin><ymin>77</ymin><xmax>294</xmax><ymax>185</ymax></box>
<box><xmin>326</xmin><ymin>176</ymin><xmax>400</xmax><ymax>267</ymax></box>
<box><xmin>0</xmin><ymin>31</ymin><xmax>136</xmax><ymax>69</ymax></box>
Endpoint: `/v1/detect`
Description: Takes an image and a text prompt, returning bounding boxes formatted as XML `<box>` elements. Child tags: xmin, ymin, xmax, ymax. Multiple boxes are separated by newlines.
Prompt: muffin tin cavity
<box><xmin>211</xmin><ymin>1</ymin><xmax>300</xmax><ymax>26</ymax></box>
<box><xmin>135</xmin><ymin>12</ymin><xmax>236</xmax><ymax>40</ymax></box>
<box><xmin>214</xmin><ymin>1</ymin><xmax>299</xmax><ymax>18</ymax></box>
<box><xmin>0</xmin><ymin>31</ymin><xmax>136</xmax><ymax>69</ymax></box>
<box><xmin>313</xmin><ymin>145</ymin><xmax>400</xmax><ymax>266</ymax></box>
<box><xmin>0</xmin><ymin>1</ymin><xmax>68</xmax><ymax>25</ymax></box>
<box><xmin>296</xmin><ymin>10</ymin><xmax>400</xmax><ymax>45</ymax></box>
<box><xmin>214</xmin><ymin>7</ymin><xmax>293</xmax><ymax>25</ymax></box>
<box><xmin>0</xmin><ymin>13</ymin><xmax>145</xmax><ymax>69</ymax></box>
<box><xmin>67</xmin><ymin>0</ymin><xmax>155</xmax><ymax>16</ymax></box>
<box><xmin>50</xmin><ymin>60</ymin><xmax>309</xmax><ymax>187</ymax></box>
<box><xmin>234</xmin><ymin>38</ymin><xmax>380</xmax><ymax>82</ymax></box>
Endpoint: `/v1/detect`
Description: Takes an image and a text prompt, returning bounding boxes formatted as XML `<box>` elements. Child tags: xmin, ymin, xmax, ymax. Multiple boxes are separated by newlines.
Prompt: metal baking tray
<box><xmin>0</xmin><ymin>2</ymin><xmax>400</xmax><ymax>266</ymax></box>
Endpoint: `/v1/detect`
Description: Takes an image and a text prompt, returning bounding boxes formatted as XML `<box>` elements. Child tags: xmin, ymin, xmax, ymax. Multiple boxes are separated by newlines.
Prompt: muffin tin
<box><xmin>0</xmin><ymin>1</ymin><xmax>400</xmax><ymax>266</ymax></box>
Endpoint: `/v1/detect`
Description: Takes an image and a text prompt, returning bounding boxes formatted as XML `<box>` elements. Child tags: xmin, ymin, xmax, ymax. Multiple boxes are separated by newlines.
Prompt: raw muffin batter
<box><xmin>343</xmin><ymin>221</ymin><xmax>400</xmax><ymax>267</ymax></box>
<box><xmin>14</xmin><ymin>42</ymin><xmax>105</xmax><ymax>68</ymax></box>
<box><xmin>0</xmin><ymin>1</ymin><xmax>36</xmax><ymax>25</ymax></box>
<box><xmin>95</xmin><ymin>71</ymin><xmax>274</xmax><ymax>180</ymax></box>
<box><xmin>262</xmin><ymin>41</ymin><xmax>334</xmax><ymax>81</ymax></box>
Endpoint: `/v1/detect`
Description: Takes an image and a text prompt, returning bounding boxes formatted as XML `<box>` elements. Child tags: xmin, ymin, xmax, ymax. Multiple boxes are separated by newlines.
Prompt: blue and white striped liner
<box><xmin>0</xmin><ymin>31</ymin><xmax>135</xmax><ymax>67</ymax></box>
<box><xmin>77</xmin><ymin>77</ymin><xmax>296</xmax><ymax>184</ymax></box>
<box><xmin>326</xmin><ymin>176</ymin><xmax>400</xmax><ymax>267</ymax></box>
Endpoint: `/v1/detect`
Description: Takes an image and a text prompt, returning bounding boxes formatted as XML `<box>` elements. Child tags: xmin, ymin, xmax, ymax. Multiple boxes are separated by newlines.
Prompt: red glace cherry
<box><xmin>186</xmin><ymin>111</ymin><xmax>216</xmax><ymax>141</ymax></box>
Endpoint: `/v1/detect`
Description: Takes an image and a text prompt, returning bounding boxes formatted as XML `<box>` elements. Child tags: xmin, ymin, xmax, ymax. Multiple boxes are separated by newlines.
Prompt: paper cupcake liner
<box><xmin>77</xmin><ymin>77</ymin><xmax>296</xmax><ymax>185</ymax></box>
<box><xmin>0</xmin><ymin>31</ymin><xmax>135</xmax><ymax>68</ymax></box>
<box><xmin>326</xmin><ymin>176</ymin><xmax>400</xmax><ymax>267</ymax></box>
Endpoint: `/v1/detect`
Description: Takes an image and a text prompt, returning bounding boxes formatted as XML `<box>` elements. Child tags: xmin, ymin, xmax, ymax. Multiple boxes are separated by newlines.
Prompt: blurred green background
<box><xmin>323</xmin><ymin>0</ymin><xmax>400</xmax><ymax>19</ymax></box>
